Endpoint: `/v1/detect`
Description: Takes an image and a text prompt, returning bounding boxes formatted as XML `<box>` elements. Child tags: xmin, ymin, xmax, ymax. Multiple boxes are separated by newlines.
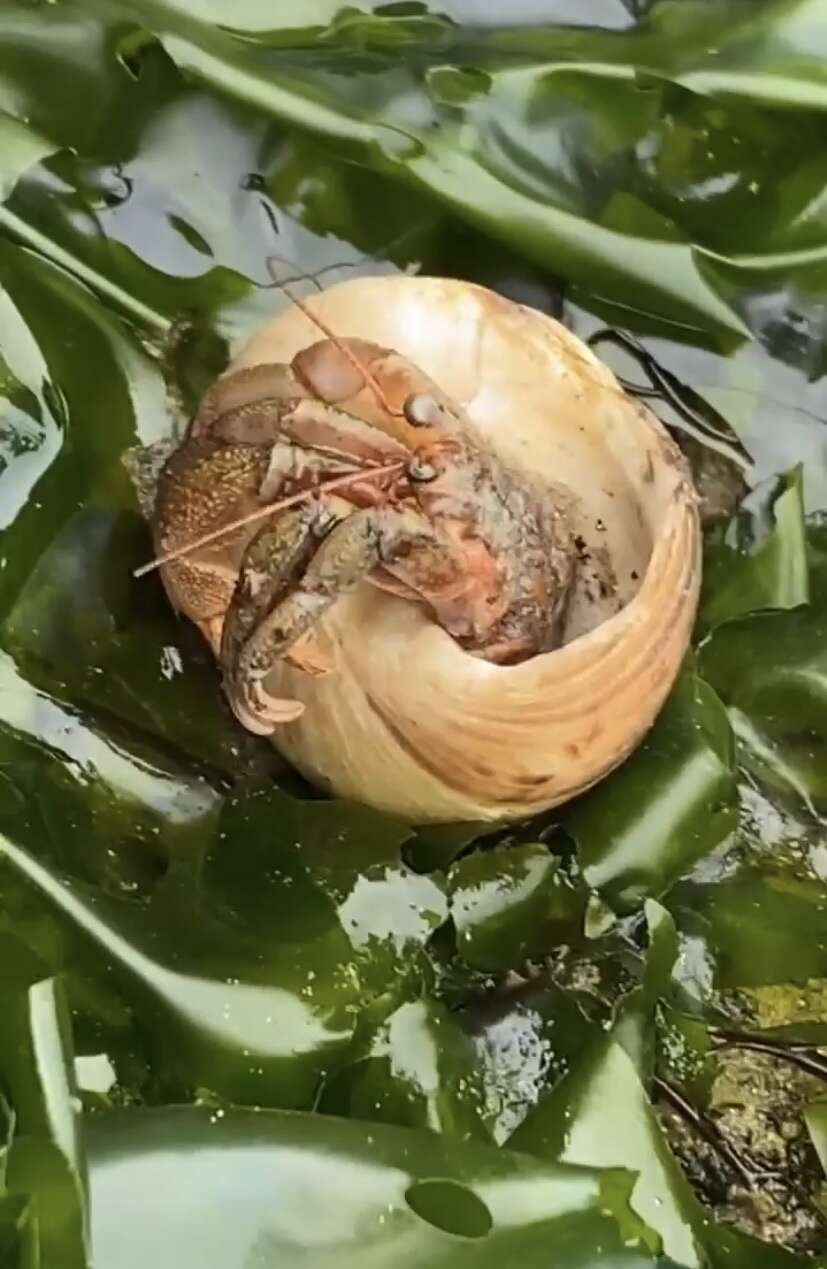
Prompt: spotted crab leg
<box><xmin>219</xmin><ymin>499</ymin><xmax>351</xmax><ymax>731</ymax></box>
<box><xmin>226</xmin><ymin>503</ymin><xmax>450</xmax><ymax>734</ymax></box>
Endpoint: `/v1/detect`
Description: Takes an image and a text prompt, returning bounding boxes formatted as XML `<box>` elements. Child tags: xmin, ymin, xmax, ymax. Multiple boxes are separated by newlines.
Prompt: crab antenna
<box><xmin>265</xmin><ymin>257</ymin><xmax>405</xmax><ymax>419</ymax></box>
<box><xmin>133</xmin><ymin>461</ymin><xmax>406</xmax><ymax>580</ymax></box>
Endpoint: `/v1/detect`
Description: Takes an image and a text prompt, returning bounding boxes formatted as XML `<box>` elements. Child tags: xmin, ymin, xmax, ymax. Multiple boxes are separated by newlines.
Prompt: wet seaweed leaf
<box><xmin>670</xmin><ymin>866</ymin><xmax>827</xmax><ymax>991</ymax></box>
<box><xmin>84</xmin><ymin>1102</ymin><xmax>663</xmax><ymax>1269</ymax></box>
<box><xmin>0</xmin><ymin>772</ymin><xmax>445</xmax><ymax>1108</ymax></box>
<box><xmin>66</xmin><ymin>0</ymin><xmax>748</xmax><ymax>342</ymax></box>
<box><xmin>700</xmin><ymin>466</ymin><xmax>809</xmax><ymax>632</ymax></box>
<box><xmin>3</xmin><ymin>508</ymin><xmax>283</xmax><ymax>783</ymax></box>
<box><xmin>510</xmin><ymin>1033</ymin><xmax>701</xmax><ymax>1265</ymax></box>
<box><xmin>505</xmin><ymin>900</ymin><xmax>713</xmax><ymax>1262</ymax></box>
<box><xmin>0</xmin><ymin>1195</ymin><xmax>34</xmax><ymax>1269</ymax></box>
<box><xmin>510</xmin><ymin>983</ymin><xmax>817</xmax><ymax>1269</ymax></box>
<box><xmin>566</xmin><ymin>669</ymin><xmax>738</xmax><ymax>910</ymax></box>
<box><xmin>0</xmin><ymin>973</ymin><xmax>89</xmax><ymax>1268</ymax></box>
<box><xmin>0</xmin><ymin>112</ymin><xmax>56</xmax><ymax>203</ymax></box>
<box><xmin>584</xmin><ymin>326</ymin><xmax>752</xmax><ymax>526</ymax></box>
<box><xmin>447</xmin><ymin>841</ymin><xmax>586</xmax><ymax>971</ymax></box>
<box><xmin>805</xmin><ymin>1099</ymin><xmax>827</xmax><ymax>1178</ymax></box>
<box><xmin>318</xmin><ymin>995</ymin><xmax>490</xmax><ymax>1141</ymax></box>
<box><xmin>0</xmin><ymin>238</ymin><xmax>170</xmax><ymax>619</ymax></box>
<box><xmin>613</xmin><ymin>900</ymin><xmax>679</xmax><ymax>1080</ymax></box>
<box><xmin>699</xmin><ymin>526</ymin><xmax>827</xmax><ymax>814</ymax></box>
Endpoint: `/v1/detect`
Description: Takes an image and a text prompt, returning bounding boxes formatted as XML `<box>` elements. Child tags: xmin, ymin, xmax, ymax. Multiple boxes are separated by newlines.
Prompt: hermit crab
<box><xmin>148</xmin><ymin>276</ymin><xmax>701</xmax><ymax>824</ymax></box>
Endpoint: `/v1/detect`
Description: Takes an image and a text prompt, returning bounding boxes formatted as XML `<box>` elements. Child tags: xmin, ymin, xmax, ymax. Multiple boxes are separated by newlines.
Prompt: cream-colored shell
<box><xmin>219</xmin><ymin>276</ymin><xmax>700</xmax><ymax>824</ymax></box>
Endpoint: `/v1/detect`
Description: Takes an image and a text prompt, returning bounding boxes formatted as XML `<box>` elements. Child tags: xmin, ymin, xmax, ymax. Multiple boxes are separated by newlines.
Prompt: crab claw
<box><xmin>229</xmin><ymin>680</ymin><xmax>306</xmax><ymax>735</ymax></box>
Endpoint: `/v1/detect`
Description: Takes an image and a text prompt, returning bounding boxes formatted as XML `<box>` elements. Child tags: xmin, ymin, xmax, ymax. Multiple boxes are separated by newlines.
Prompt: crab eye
<box><xmin>408</xmin><ymin>456</ymin><xmax>439</xmax><ymax>483</ymax></box>
<box><xmin>403</xmin><ymin>393</ymin><xmax>443</xmax><ymax>428</ymax></box>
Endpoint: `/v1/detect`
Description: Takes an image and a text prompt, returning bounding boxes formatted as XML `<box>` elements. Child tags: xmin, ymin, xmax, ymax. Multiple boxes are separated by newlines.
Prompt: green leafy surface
<box><xmin>565</xmin><ymin>667</ymin><xmax>738</xmax><ymax>910</ymax></box>
<box><xmin>0</xmin><ymin>970</ymin><xmax>88</xmax><ymax>1267</ymax></box>
<box><xmin>699</xmin><ymin>466</ymin><xmax>810</xmax><ymax>632</ymax></box>
<box><xmin>806</xmin><ymin>1099</ymin><xmax>827</xmax><ymax>1176</ymax></box>
<box><xmin>448</xmin><ymin>842</ymin><xmax>586</xmax><ymax>970</ymax></box>
<box><xmin>2</xmin><ymin>1</ymin><xmax>827</xmax><ymax>1266</ymax></box>
<box><xmin>700</xmin><ymin>526</ymin><xmax>827</xmax><ymax>814</ymax></box>
<box><xmin>85</xmin><ymin>1105</ymin><xmax>659</xmax><ymax>1269</ymax></box>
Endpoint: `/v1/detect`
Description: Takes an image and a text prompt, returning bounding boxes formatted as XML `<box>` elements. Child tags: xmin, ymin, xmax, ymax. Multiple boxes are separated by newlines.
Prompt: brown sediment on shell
<box><xmin>168</xmin><ymin>275</ymin><xmax>701</xmax><ymax>823</ymax></box>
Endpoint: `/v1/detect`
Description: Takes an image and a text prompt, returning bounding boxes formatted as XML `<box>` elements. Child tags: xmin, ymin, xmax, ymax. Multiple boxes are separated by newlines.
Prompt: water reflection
<box><xmin>0</xmin><ymin>652</ymin><xmax>218</xmax><ymax>824</ymax></box>
<box><xmin>0</xmin><ymin>288</ymin><xmax>63</xmax><ymax>530</ymax></box>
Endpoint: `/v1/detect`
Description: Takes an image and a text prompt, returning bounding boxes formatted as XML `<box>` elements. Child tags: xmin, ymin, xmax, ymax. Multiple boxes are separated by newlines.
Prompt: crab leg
<box><xmin>219</xmin><ymin>498</ymin><xmax>353</xmax><ymax>729</ymax></box>
<box><xmin>227</xmin><ymin>504</ymin><xmax>443</xmax><ymax>733</ymax></box>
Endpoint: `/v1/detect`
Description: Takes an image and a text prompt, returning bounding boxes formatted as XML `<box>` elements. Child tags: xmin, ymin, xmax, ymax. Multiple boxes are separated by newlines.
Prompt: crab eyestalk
<box><xmin>403</xmin><ymin>392</ymin><xmax>448</xmax><ymax>428</ymax></box>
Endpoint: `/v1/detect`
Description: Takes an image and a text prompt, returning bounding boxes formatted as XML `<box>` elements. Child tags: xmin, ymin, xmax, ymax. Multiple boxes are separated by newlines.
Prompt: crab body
<box><xmin>152</xmin><ymin>337</ymin><xmax>577</xmax><ymax>734</ymax></box>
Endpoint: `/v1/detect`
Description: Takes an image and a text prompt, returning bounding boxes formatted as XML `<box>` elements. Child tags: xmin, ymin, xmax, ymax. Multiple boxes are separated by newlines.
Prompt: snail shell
<box><xmin>187</xmin><ymin>277</ymin><xmax>701</xmax><ymax>824</ymax></box>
